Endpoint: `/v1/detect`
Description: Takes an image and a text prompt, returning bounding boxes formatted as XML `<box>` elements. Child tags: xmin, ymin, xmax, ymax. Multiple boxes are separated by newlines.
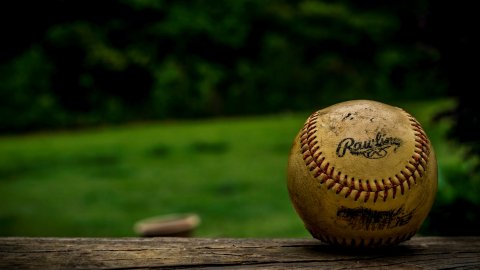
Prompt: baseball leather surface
<box><xmin>287</xmin><ymin>100</ymin><xmax>437</xmax><ymax>247</ymax></box>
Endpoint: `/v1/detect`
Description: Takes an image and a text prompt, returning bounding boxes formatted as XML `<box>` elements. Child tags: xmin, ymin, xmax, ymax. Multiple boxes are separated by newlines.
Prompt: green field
<box><xmin>0</xmin><ymin>99</ymin><xmax>469</xmax><ymax>237</ymax></box>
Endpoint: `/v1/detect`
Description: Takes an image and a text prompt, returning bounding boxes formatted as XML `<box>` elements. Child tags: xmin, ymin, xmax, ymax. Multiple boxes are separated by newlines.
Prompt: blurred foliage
<box><xmin>1</xmin><ymin>0</ymin><xmax>449</xmax><ymax>132</ymax></box>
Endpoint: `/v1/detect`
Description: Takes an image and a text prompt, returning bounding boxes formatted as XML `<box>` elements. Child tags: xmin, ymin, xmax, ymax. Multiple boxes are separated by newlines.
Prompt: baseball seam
<box><xmin>300</xmin><ymin>111</ymin><xmax>430</xmax><ymax>202</ymax></box>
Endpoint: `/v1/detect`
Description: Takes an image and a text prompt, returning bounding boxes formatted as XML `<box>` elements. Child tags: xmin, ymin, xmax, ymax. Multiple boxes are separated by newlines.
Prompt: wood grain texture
<box><xmin>1</xmin><ymin>237</ymin><xmax>479</xmax><ymax>269</ymax></box>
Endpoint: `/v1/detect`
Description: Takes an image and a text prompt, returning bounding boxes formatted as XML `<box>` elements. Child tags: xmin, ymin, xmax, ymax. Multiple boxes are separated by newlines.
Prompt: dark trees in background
<box><xmin>429</xmin><ymin>0</ymin><xmax>479</xmax><ymax>165</ymax></box>
<box><xmin>1</xmin><ymin>0</ymin><xmax>448</xmax><ymax>132</ymax></box>
<box><xmin>421</xmin><ymin>0</ymin><xmax>480</xmax><ymax>235</ymax></box>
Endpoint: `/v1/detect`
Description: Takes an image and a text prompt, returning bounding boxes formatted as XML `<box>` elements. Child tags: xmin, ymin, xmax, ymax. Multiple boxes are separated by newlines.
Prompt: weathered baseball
<box><xmin>287</xmin><ymin>100</ymin><xmax>437</xmax><ymax>247</ymax></box>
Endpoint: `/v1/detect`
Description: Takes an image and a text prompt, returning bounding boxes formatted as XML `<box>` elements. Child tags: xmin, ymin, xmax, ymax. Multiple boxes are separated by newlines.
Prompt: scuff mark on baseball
<box><xmin>287</xmin><ymin>100</ymin><xmax>438</xmax><ymax>247</ymax></box>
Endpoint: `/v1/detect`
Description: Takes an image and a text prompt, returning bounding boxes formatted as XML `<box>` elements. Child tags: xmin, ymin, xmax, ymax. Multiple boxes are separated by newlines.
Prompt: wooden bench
<box><xmin>1</xmin><ymin>237</ymin><xmax>479</xmax><ymax>269</ymax></box>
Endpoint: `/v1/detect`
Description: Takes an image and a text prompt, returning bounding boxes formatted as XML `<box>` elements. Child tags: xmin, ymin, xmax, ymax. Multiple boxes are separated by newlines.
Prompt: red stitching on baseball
<box><xmin>300</xmin><ymin>110</ymin><xmax>430</xmax><ymax>202</ymax></box>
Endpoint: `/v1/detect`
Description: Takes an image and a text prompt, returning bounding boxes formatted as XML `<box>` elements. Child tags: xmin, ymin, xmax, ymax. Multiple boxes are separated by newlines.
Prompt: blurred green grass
<box><xmin>0</xmin><ymin>99</ymin><xmax>466</xmax><ymax>237</ymax></box>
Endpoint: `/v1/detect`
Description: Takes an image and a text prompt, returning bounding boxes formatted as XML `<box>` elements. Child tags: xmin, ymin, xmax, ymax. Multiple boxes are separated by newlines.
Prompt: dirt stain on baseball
<box><xmin>342</xmin><ymin>112</ymin><xmax>355</xmax><ymax>121</ymax></box>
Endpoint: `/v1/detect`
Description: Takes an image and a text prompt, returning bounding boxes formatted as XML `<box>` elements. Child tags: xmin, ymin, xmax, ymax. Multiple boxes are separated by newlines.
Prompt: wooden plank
<box><xmin>0</xmin><ymin>237</ymin><xmax>479</xmax><ymax>269</ymax></box>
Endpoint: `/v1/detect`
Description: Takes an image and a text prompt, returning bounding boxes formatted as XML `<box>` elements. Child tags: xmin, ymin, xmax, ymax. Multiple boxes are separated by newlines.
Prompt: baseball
<box><xmin>287</xmin><ymin>100</ymin><xmax>437</xmax><ymax>247</ymax></box>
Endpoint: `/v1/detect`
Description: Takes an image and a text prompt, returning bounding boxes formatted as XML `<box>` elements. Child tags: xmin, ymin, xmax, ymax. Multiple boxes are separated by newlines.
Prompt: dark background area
<box><xmin>0</xmin><ymin>0</ymin><xmax>478</xmax><ymax>236</ymax></box>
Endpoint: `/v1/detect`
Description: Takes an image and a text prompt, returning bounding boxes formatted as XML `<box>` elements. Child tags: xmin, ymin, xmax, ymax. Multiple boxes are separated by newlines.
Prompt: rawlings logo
<box><xmin>336</xmin><ymin>132</ymin><xmax>402</xmax><ymax>159</ymax></box>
